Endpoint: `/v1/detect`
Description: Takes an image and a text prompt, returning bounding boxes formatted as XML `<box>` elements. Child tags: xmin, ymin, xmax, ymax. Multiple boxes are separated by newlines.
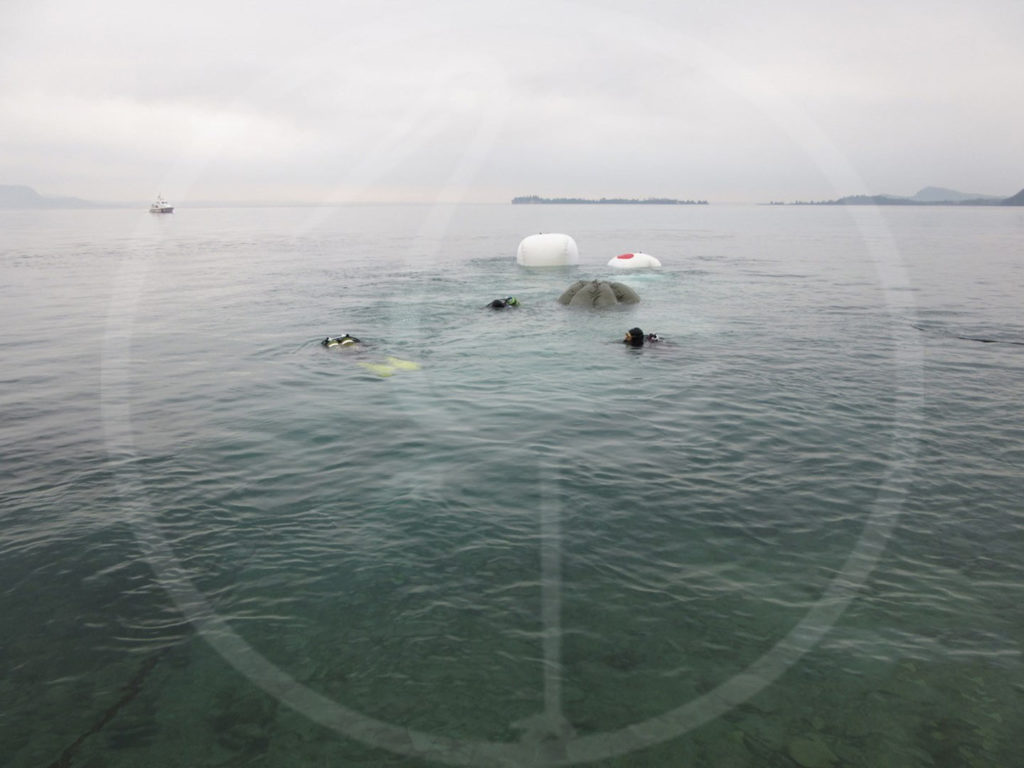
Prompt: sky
<box><xmin>1</xmin><ymin>0</ymin><xmax>1022</xmax><ymax>204</ymax></box>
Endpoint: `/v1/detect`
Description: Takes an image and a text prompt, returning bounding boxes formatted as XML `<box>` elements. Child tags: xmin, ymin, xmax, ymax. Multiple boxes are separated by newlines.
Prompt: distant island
<box><xmin>513</xmin><ymin>195</ymin><xmax>708</xmax><ymax>205</ymax></box>
<box><xmin>773</xmin><ymin>185</ymin><xmax>1024</xmax><ymax>206</ymax></box>
<box><xmin>0</xmin><ymin>184</ymin><xmax>107</xmax><ymax>209</ymax></box>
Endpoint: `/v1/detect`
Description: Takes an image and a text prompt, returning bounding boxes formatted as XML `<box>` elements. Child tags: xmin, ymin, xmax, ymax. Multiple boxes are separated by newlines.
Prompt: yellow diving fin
<box><xmin>385</xmin><ymin>356</ymin><xmax>421</xmax><ymax>371</ymax></box>
<box><xmin>358</xmin><ymin>362</ymin><xmax>395</xmax><ymax>377</ymax></box>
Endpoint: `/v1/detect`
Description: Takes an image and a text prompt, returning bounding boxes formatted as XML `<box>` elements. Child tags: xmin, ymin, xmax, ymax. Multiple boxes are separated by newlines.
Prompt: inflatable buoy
<box><xmin>557</xmin><ymin>280</ymin><xmax>640</xmax><ymax>307</ymax></box>
<box><xmin>516</xmin><ymin>233</ymin><xmax>579</xmax><ymax>267</ymax></box>
<box><xmin>608</xmin><ymin>252</ymin><xmax>661</xmax><ymax>269</ymax></box>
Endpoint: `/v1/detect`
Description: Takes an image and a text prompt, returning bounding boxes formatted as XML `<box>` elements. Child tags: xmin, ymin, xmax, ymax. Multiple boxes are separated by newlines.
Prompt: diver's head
<box><xmin>488</xmin><ymin>296</ymin><xmax>520</xmax><ymax>309</ymax></box>
<box><xmin>624</xmin><ymin>327</ymin><xmax>646</xmax><ymax>346</ymax></box>
<box><xmin>324</xmin><ymin>333</ymin><xmax>360</xmax><ymax>348</ymax></box>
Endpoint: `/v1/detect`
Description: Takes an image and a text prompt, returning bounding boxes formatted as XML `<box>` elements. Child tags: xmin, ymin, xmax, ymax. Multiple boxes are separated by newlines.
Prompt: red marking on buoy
<box><xmin>617</xmin><ymin>253</ymin><xmax>635</xmax><ymax>259</ymax></box>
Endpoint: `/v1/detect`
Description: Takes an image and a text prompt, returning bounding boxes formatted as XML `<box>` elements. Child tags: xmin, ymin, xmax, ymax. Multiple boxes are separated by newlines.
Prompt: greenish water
<box><xmin>1</xmin><ymin>204</ymin><xmax>1022</xmax><ymax>766</ymax></box>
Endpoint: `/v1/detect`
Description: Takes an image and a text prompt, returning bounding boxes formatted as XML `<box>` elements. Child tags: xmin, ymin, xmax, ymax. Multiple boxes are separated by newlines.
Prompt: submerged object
<box><xmin>516</xmin><ymin>233</ymin><xmax>579</xmax><ymax>267</ymax></box>
<box><xmin>358</xmin><ymin>356</ymin><xmax>421</xmax><ymax>378</ymax></box>
<box><xmin>386</xmin><ymin>356</ymin><xmax>421</xmax><ymax>371</ymax></box>
<box><xmin>608</xmin><ymin>252</ymin><xmax>661</xmax><ymax>269</ymax></box>
<box><xmin>358</xmin><ymin>362</ymin><xmax>395</xmax><ymax>377</ymax></box>
<box><xmin>557</xmin><ymin>279</ymin><xmax>640</xmax><ymax>308</ymax></box>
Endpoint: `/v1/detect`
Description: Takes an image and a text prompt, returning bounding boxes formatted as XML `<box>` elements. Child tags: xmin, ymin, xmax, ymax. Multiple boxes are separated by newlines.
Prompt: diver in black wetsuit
<box><xmin>487</xmin><ymin>296</ymin><xmax>520</xmax><ymax>309</ymax></box>
<box><xmin>322</xmin><ymin>333</ymin><xmax>361</xmax><ymax>348</ymax></box>
<box><xmin>623</xmin><ymin>327</ymin><xmax>660</xmax><ymax>347</ymax></box>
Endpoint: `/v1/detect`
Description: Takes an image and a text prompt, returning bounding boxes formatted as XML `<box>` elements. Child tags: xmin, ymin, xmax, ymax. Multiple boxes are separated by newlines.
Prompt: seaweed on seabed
<box><xmin>46</xmin><ymin>650</ymin><xmax>167</xmax><ymax>768</ymax></box>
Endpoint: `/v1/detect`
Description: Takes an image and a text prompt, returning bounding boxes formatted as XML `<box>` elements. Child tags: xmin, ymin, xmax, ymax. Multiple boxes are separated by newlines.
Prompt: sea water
<box><xmin>1</xmin><ymin>203</ymin><xmax>1022</xmax><ymax>767</ymax></box>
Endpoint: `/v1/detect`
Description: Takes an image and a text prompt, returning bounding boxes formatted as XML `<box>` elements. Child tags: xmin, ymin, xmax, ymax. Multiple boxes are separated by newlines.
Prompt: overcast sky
<box><xmin>1</xmin><ymin>0</ymin><xmax>1022</xmax><ymax>204</ymax></box>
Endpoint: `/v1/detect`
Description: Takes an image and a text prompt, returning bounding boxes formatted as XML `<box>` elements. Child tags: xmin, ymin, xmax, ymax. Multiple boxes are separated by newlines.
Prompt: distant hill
<box><xmin>783</xmin><ymin>186</ymin><xmax>1021</xmax><ymax>206</ymax></box>
<box><xmin>0</xmin><ymin>185</ymin><xmax>103</xmax><ymax>209</ymax></box>
<box><xmin>1002</xmin><ymin>187</ymin><xmax>1024</xmax><ymax>205</ymax></box>
<box><xmin>909</xmin><ymin>186</ymin><xmax>1001</xmax><ymax>203</ymax></box>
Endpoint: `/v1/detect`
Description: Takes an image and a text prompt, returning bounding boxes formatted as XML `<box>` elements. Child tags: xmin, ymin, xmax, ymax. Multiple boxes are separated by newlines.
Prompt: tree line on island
<box><xmin>512</xmin><ymin>195</ymin><xmax>708</xmax><ymax>205</ymax></box>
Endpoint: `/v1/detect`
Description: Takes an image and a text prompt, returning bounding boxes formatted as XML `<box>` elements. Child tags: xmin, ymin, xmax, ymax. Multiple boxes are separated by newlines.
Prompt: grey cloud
<box><xmin>1</xmin><ymin>0</ymin><xmax>1021</xmax><ymax>203</ymax></box>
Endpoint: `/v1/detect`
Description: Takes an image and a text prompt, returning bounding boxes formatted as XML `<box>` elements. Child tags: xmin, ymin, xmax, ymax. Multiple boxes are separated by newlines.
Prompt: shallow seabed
<box><xmin>2</xmin><ymin>204</ymin><xmax>1022</xmax><ymax>767</ymax></box>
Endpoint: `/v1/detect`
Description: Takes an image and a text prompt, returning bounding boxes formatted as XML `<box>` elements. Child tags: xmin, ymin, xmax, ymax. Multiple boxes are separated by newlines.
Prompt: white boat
<box><xmin>149</xmin><ymin>195</ymin><xmax>174</xmax><ymax>213</ymax></box>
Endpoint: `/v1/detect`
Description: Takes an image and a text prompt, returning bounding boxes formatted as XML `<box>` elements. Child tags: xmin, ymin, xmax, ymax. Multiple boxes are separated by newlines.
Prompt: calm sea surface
<box><xmin>1</xmin><ymin>203</ymin><xmax>1022</xmax><ymax>767</ymax></box>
